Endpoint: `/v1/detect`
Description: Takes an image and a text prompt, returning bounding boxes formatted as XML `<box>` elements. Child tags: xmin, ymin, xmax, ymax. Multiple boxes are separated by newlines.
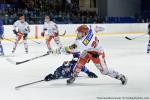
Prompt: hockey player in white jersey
<box><xmin>12</xmin><ymin>14</ymin><xmax>30</xmax><ymax>54</ymax></box>
<box><xmin>41</xmin><ymin>16</ymin><xmax>62</xmax><ymax>54</ymax></box>
<box><xmin>63</xmin><ymin>25</ymin><xmax>127</xmax><ymax>85</ymax></box>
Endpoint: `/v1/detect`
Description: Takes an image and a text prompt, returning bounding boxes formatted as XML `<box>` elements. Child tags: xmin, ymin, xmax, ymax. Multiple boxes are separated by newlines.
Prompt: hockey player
<box><xmin>44</xmin><ymin>53</ymin><xmax>97</xmax><ymax>81</ymax></box>
<box><xmin>12</xmin><ymin>14</ymin><xmax>30</xmax><ymax>54</ymax></box>
<box><xmin>62</xmin><ymin>25</ymin><xmax>127</xmax><ymax>85</ymax></box>
<box><xmin>147</xmin><ymin>23</ymin><xmax>150</xmax><ymax>53</ymax></box>
<box><xmin>41</xmin><ymin>16</ymin><xmax>62</xmax><ymax>54</ymax></box>
<box><xmin>0</xmin><ymin>18</ymin><xmax>4</xmax><ymax>56</ymax></box>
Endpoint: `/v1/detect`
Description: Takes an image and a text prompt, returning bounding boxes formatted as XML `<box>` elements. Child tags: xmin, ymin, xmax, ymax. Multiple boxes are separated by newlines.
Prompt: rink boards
<box><xmin>3</xmin><ymin>23</ymin><xmax>148</xmax><ymax>40</ymax></box>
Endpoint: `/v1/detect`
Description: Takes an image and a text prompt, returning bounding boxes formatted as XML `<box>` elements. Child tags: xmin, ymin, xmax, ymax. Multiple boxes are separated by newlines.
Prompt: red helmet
<box><xmin>77</xmin><ymin>25</ymin><xmax>89</xmax><ymax>33</ymax></box>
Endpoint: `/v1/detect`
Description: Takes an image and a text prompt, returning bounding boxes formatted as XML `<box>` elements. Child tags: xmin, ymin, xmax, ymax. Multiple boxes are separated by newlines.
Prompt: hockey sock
<box><xmin>147</xmin><ymin>40</ymin><xmax>150</xmax><ymax>52</ymax></box>
<box><xmin>23</xmin><ymin>40</ymin><xmax>28</xmax><ymax>53</ymax></box>
<box><xmin>0</xmin><ymin>41</ymin><xmax>4</xmax><ymax>55</ymax></box>
<box><xmin>54</xmin><ymin>37</ymin><xmax>62</xmax><ymax>48</ymax></box>
<box><xmin>12</xmin><ymin>41</ymin><xmax>18</xmax><ymax>53</ymax></box>
<box><xmin>46</xmin><ymin>38</ymin><xmax>53</xmax><ymax>51</ymax></box>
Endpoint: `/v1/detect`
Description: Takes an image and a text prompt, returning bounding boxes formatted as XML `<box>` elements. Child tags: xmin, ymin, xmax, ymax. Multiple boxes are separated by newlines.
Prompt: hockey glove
<box><xmin>148</xmin><ymin>30</ymin><xmax>150</xmax><ymax>35</ymax></box>
<box><xmin>23</xmin><ymin>33</ymin><xmax>28</xmax><ymax>40</ymax></box>
<box><xmin>92</xmin><ymin>53</ymin><xmax>99</xmax><ymax>58</ymax></box>
<box><xmin>44</xmin><ymin>28</ymin><xmax>47</xmax><ymax>31</ymax></box>
<box><xmin>0</xmin><ymin>34</ymin><xmax>4</xmax><ymax>40</ymax></box>
<box><xmin>41</xmin><ymin>32</ymin><xmax>45</xmax><ymax>37</ymax></box>
<box><xmin>44</xmin><ymin>74</ymin><xmax>55</xmax><ymax>81</ymax></box>
<box><xmin>13</xmin><ymin>30</ymin><xmax>18</xmax><ymax>35</ymax></box>
<box><xmin>88</xmin><ymin>72</ymin><xmax>98</xmax><ymax>78</ymax></box>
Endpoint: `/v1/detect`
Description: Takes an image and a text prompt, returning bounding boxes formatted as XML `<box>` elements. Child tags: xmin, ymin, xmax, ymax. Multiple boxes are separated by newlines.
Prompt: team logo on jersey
<box><xmin>82</xmin><ymin>30</ymin><xmax>93</xmax><ymax>46</ymax></box>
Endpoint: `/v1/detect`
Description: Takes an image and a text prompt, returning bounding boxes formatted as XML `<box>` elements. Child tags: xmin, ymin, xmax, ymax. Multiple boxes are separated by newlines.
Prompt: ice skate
<box><xmin>55</xmin><ymin>48</ymin><xmax>62</xmax><ymax>54</ymax></box>
<box><xmin>25</xmin><ymin>48</ymin><xmax>28</xmax><ymax>54</ymax></box>
<box><xmin>25</xmin><ymin>50</ymin><xmax>28</xmax><ymax>54</ymax></box>
<box><xmin>12</xmin><ymin>48</ymin><xmax>16</xmax><ymax>54</ymax></box>
<box><xmin>67</xmin><ymin>76</ymin><xmax>75</xmax><ymax>84</ymax></box>
<box><xmin>47</xmin><ymin>49</ymin><xmax>53</xmax><ymax>54</ymax></box>
<box><xmin>147</xmin><ymin>50</ymin><xmax>150</xmax><ymax>53</ymax></box>
<box><xmin>116</xmin><ymin>74</ymin><xmax>127</xmax><ymax>85</ymax></box>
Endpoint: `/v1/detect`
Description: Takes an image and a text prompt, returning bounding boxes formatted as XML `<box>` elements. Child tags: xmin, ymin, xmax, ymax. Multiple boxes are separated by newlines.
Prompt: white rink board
<box><xmin>4</xmin><ymin>23</ymin><xmax>148</xmax><ymax>39</ymax></box>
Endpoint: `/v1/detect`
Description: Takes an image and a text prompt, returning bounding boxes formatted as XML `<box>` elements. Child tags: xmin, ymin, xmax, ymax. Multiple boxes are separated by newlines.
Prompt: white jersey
<box><xmin>43</xmin><ymin>21</ymin><xmax>58</xmax><ymax>36</ymax></box>
<box><xmin>13</xmin><ymin>20</ymin><xmax>30</xmax><ymax>34</ymax></box>
<box><xmin>75</xmin><ymin>30</ymin><xmax>103</xmax><ymax>53</ymax></box>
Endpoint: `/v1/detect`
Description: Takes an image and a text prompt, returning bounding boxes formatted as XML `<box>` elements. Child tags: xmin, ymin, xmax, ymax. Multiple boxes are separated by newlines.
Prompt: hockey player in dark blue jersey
<box><xmin>147</xmin><ymin>23</ymin><xmax>150</xmax><ymax>53</ymax></box>
<box><xmin>0</xmin><ymin>18</ymin><xmax>4</xmax><ymax>56</ymax></box>
<box><xmin>44</xmin><ymin>53</ymin><xmax>98</xmax><ymax>81</ymax></box>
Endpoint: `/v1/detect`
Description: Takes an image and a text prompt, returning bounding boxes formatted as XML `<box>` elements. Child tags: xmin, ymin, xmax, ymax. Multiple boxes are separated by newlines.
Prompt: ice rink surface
<box><xmin>0</xmin><ymin>35</ymin><xmax>150</xmax><ymax>100</ymax></box>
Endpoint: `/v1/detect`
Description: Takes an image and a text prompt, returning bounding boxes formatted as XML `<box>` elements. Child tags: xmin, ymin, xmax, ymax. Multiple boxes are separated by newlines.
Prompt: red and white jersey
<box><xmin>75</xmin><ymin>30</ymin><xmax>103</xmax><ymax>53</ymax></box>
<box><xmin>43</xmin><ymin>21</ymin><xmax>58</xmax><ymax>36</ymax></box>
<box><xmin>13</xmin><ymin>20</ymin><xmax>30</xmax><ymax>34</ymax></box>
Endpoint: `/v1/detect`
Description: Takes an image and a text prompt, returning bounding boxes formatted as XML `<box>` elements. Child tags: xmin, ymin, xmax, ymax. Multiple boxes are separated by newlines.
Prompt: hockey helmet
<box><xmin>45</xmin><ymin>15</ymin><xmax>50</xmax><ymax>22</ymax></box>
<box><xmin>77</xmin><ymin>25</ymin><xmax>89</xmax><ymax>39</ymax></box>
<box><xmin>77</xmin><ymin>25</ymin><xmax>89</xmax><ymax>33</ymax></box>
<box><xmin>62</xmin><ymin>61</ymin><xmax>70</xmax><ymax>68</ymax></box>
<box><xmin>72</xmin><ymin>53</ymin><xmax>80</xmax><ymax>61</ymax></box>
<box><xmin>18</xmin><ymin>14</ymin><xmax>25</xmax><ymax>23</ymax></box>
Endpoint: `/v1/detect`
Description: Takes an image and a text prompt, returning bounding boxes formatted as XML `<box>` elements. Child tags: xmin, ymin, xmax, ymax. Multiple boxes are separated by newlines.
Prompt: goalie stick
<box><xmin>125</xmin><ymin>34</ymin><xmax>146</xmax><ymax>40</ymax></box>
<box><xmin>15</xmin><ymin>80</ymin><xmax>44</xmax><ymax>90</ymax></box>
<box><xmin>6</xmin><ymin>53</ymin><xmax>49</xmax><ymax>65</ymax></box>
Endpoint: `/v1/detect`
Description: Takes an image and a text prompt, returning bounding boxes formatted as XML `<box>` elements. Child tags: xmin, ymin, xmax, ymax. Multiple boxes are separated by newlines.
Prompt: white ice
<box><xmin>0</xmin><ymin>35</ymin><xmax>150</xmax><ymax>100</ymax></box>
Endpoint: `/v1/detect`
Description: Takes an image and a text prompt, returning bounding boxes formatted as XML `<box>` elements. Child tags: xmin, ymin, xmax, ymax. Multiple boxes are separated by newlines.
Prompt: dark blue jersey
<box><xmin>0</xmin><ymin>19</ymin><xmax>4</xmax><ymax>35</ymax></box>
<box><xmin>53</xmin><ymin>60</ymin><xmax>90</xmax><ymax>79</ymax></box>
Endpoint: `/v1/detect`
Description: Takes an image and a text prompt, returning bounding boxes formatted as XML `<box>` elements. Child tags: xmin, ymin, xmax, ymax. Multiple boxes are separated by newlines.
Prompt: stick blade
<box><xmin>125</xmin><ymin>36</ymin><xmax>132</xmax><ymax>40</ymax></box>
<box><xmin>6</xmin><ymin>58</ymin><xmax>17</xmax><ymax>65</ymax></box>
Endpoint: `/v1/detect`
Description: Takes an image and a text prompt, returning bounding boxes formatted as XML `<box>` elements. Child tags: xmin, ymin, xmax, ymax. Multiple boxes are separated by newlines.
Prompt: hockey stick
<box><xmin>125</xmin><ymin>34</ymin><xmax>146</xmax><ymax>40</ymax></box>
<box><xmin>4</xmin><ymin>38</ymin><xmax>15</xmax><ymax>42</ymax></box>
<box><xmin>6</xmin><ymin>53</ymin><xmax>49</xmax><ymax>65</ymax></box>
<box><xmin>30</xmin><ymin>39</ymin><xmax>41</xmax><ymax>44</ymax></box>
<box><xmin>4</xmin><ymin>38</ymin><xmax>24</xmax><ymax>44</ymax></box>
<box><xmin>59</xmin><ymin>30</ymin><xmax>66</xmax><ymax>36</ymax></box>
<box><xmin>15</xmin><ymin>80</ymin><xmax>44</xmax><ymax>90</ymax></box>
